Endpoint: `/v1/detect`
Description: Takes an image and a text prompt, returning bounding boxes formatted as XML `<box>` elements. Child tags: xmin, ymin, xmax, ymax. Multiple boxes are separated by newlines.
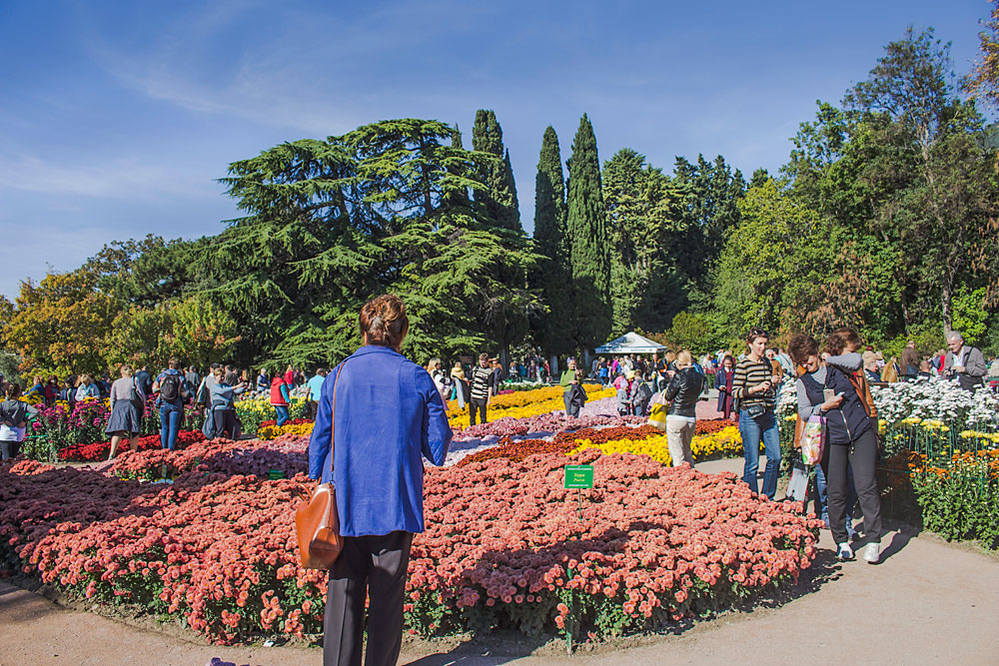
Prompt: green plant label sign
<box><xmin>268</xmin><ymin>469</ymin><xmax>285</xmax><ymax>480</ymax></box>
<box><xmin>564</xmin><ymin>465</ymin><xmax>594</xmax><ymax>489</ymax></box>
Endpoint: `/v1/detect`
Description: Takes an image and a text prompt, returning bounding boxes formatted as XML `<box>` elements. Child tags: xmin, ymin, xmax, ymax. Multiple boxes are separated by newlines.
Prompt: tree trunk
<box><xmin>941</xmin><ymin>280</ymin><xmax>953</xmax><ymax>337</ymax></box>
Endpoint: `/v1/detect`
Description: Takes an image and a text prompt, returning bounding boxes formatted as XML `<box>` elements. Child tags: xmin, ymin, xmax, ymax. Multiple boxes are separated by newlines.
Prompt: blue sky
<box><xmin>0</xmin><ymin>0</ymin><xmax>992</xmax><ymax>299</ymax></box>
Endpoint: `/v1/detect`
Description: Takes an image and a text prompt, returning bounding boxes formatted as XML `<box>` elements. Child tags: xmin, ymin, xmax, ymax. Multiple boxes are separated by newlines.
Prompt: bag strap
<box><xmin>328</xmin><ymin>362</ymin><xmax>346</xmax><ymax>476</ymax></box>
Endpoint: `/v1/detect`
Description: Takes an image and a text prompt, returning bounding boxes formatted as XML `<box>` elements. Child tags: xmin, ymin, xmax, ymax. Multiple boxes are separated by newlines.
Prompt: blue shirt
<box><xmin>307</xmin><ymin>346</ymin><xmax>452</xmax><ymax>537</ymax></box>
<box><xmin>307</xmin><ymin>374</ymin><xmax>325</xmax><ymax>402</ymax></box>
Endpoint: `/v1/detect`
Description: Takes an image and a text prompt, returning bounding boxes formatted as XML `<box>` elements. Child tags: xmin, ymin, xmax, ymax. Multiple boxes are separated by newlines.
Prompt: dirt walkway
<box><xmin>3</xmin><ymin>462</ymin><xmax>998</xmax><ymax>665</ymax></box>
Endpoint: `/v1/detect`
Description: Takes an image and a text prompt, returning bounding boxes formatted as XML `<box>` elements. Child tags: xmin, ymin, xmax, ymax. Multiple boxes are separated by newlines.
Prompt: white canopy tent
<box><xmin>594</xmin><ymin>332</ymin><xmax>666</xmax><ymax>355</ymax></box>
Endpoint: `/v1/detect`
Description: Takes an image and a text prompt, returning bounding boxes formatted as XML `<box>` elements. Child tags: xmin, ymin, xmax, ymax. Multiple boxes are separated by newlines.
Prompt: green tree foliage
<box><xmin>531</xmin><ymin>126</ymin><xmax>572</xmax><ymax>356</ymax></box>
<box><xmin>711</xmin><ymin>179</ymin><xmax>834</xmax><ymax>338</ymax></box>
<box><xmin>966</xmin><ymin>0</ymin><xmax>999</xmax><ymax>108</ymax></box>
<box><xmin>471</xmin><ymin>110</ymin><xmax>521</xmax><ymax>231</ymax></box>
<box><xmin>665</xmin><ymin>311</ymin><xmax>715</xmax><ymax>356</ymax></box>
<box><xmin>566</xmin><ymin>114</ymin><xmax>611</xmax><ymax>350</ymax></box>
<box><xmin>83</xmin><ymin>235</ymin><xmax>207</xmax><ymax>307</ymax></box>
<box><xmin>603</xmin><ymin>148</ymin><xmax>686</xmax><ymax>335</ymax></box>
<box><xmin>199</xmin><ymin>118</ymin><xmax>540</xmax><ymax>367</ymax></box>
<box><xmin>5</xmin><ymin>270</ymin><xmax>116</xmax><ymax>376</ymax></box>
<box><xmin>842</xmin><ymin>28</ymin><xmax>999</xmax><ymax>333</ymax></box>
<box><xmin>671</xmin><ymin>155</ymin><xmax>746</xmax><ymax>292</ymax></box>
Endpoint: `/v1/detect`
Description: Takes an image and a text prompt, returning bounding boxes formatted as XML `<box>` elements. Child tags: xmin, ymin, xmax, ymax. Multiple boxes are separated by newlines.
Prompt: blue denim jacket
<box><xmin>307</xmin><ymin>345</ymin><xmax>452</xmax><ymax>536</ymax></box>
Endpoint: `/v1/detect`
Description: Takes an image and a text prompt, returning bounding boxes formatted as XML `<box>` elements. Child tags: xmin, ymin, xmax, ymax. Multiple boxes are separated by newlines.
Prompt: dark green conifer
<box><xmin>566</xmin><ymin>113</ymin><xmax>611</xmax><ymax>350</ymax></box>
<box><xmin>531</xmin><ymin>126</ymin><xmax>572</xmax><ymax>355</ymax></box>
<box><xmin>471</xmin><ymin>109</ymin><xmax>522</xmax><ymax>231</ymax></box>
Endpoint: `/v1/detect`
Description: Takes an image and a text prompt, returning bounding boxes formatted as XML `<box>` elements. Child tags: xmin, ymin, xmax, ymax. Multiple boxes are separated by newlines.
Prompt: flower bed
<box><xmin>456</xmin><ymin>421</ymin><xmax>740</xmax><ymax>468</ymax></box>
<box><xmin>445</xmin><ymin>384</ymin><xmax>615</xmax><ymax>430</ymax></box>
<box><xmin>907</xmin><ymin>448</ymin><xmax>999</xmax><ymax>548</ymax></box>
<box><xmin>234</xmin><ymin>396</ymin><xmax>310</xmax><ymax>437</ymax></box>
<box><xmin>108</xmin><ymin>434</ymin><xmax>308</xmax><ymax>481</ymax></box>
<box><xmin>0</xmin><ymin>444</ymin><xmax>819</xmax><ymax>646</ymax></box>
<box><xmin>26</xmin><ymin>398</ymin><xmax>206</xmax><ymax>462</ymax></box>
<box><xmin>410</xmin><ymin>451</ymin><xmax>819</xmax><ymax>638</ymax></box>
<box><xmin>57</xmin><ymin>430</ymin><xmax>205</xmax><ymax>462</ymax></box>
<box><xmin>569</xmin><ymin>426</ymin><xmax>745</xmax><ymax>466</ymax></box>
<box><xmin>870</xmin><ymin>378</ymin><xmax>998</xmax><ymax>431</ymax></box>
<box><xmin>456</xmin><ymin>413</ymin><xmax>646</xmax><ymax>440</ymax></box>
<box><xmin>257</xmin><ymin>420</ymin><xmax>313</xmax><ymax>440</ymax></box>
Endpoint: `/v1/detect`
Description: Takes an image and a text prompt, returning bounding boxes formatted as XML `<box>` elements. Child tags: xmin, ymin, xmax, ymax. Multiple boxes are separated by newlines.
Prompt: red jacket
<box><xmin>270</xmin><ymin>377</ymin><xmax>289</xmax><ymax>406</ymax></box>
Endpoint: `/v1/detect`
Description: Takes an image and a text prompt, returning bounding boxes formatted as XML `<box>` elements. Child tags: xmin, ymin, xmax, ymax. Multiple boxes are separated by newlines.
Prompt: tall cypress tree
<box><xmin>566</xmin><ymin>113</ymin><xmax>611</xmax><ymax>350</ymax></box>
<box><xmin>501</xmin><ymin>149</ymin><xmax>521</xmax><ymax>230</ymax></box>
<box><xmin>472</xmin><ymin>109</ymin><xmax>522</xmax><ymax>231</ymax></box>
<box><xmin>532</xmin><ymin>126</ymin><xmax>572</xmax><ymax>355</ymax></box>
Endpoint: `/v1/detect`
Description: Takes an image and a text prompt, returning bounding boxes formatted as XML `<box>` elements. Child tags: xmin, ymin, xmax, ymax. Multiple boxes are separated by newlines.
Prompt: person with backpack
<box><xmin>154</xmin><ymin>358</ymin><xmax>189</xmax><ymax>450</ymax></box>
<box><xmin>106</xmin><ymin>365</ymin><xmax>144</xmax><ymax>460</ymax></box>
<box><xmin>630</xmin><ymin>374</ymin><xmax>653</xmax><ymax>417</ymax></box>
<box><xmin>0</xmin><ymin>383</ymin><xmax>33</xmax><ymax>460</ymax></box>
<box><xmin>270</xmin><ymin>373</ymin><xmax>292</xmax><ymax>427</ymax></box>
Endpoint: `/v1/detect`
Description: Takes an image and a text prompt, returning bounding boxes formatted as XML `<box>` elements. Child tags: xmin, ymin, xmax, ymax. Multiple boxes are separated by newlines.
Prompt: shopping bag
<box><xmin>786</xmin><ymin>458</ymin><xmax>809</xmax><ymax>502</ymax></box>
<box><xmin>647</xmin><ymin>400</ymin><xmax>668</xmax><ymax>431</ymax></box>
<box><xmin>799</xmin><ymin>414</ymin><xmax>825</xmax><ymax>466</ymax></box>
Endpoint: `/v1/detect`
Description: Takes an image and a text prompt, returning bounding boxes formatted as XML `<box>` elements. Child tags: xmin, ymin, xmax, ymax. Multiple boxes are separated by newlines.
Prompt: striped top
<box><xmin>731</xmin><ymin>357</ymin><xmax>776</xmax><ymax>411</ymax></box>
<box><xmin>469</xmin><ymin>366</ymin><xmax>494</xmax><ymax>401</ymax></box>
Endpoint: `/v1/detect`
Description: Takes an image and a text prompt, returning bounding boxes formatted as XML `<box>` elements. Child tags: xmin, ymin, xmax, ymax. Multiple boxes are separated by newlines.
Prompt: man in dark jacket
<box><xmin>662</xmin><ymin>350</ymin><xmax>704</xmax><ymax>467</ymax></box>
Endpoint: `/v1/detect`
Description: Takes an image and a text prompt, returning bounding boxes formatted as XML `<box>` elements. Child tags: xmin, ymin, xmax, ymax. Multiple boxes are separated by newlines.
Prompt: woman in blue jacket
<box><xmin>308</xmin><ymin>294</ymin><xmax>452</xmax><ymax>666</ymax></box>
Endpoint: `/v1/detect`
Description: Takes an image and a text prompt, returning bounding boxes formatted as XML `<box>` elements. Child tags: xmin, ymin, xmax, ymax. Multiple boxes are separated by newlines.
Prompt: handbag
<box><xmin>647</xmin><ymin>397</ymin><xmax>669</xmax><ymax>431</ymax></box>
<box><xmin>294</xmin><ymin>363</ymin><xmax>346</xmax><ymax>570</ymax></box>
<box><xmin>799</xmin><ymin>413</ymin><xmax>825</xmax><ymax>466</ymax></box>
<box><xmin>786</xmin><ymin>458</ymin><xmax>810</xmax><ymax>502</ymax></box>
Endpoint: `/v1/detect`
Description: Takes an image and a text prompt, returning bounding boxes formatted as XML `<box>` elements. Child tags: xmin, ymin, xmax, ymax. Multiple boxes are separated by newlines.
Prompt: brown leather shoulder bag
<box><xmin>295</xmin><ymin>363</ymin><xmax>345</xmax><ymax>570</ymax></box>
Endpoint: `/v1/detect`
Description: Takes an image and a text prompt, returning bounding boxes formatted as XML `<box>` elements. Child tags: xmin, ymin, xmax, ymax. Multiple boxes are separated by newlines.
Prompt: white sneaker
<box><xmin>864</xmin><ymin>541</ymin><xmax>881</xmax><ymax>564</ymax></box>
<box><xmin>837</xmin><ymin>542</ymin><xmax>854</xmax><ymax>561</ymax></box>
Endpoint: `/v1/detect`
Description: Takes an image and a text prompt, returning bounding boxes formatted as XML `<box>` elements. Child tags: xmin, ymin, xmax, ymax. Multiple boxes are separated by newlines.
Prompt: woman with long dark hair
<box><xmin>308</xmin><ymin>294</ymin><xmax>452</xmax><ymax>666</ymax></box>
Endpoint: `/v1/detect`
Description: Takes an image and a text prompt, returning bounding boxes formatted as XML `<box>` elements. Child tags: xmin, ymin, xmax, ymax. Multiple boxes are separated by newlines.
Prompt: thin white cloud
<box><xmin>84</xmin><ymin>1</ymin><xmax>497</xmax><ymax>135</ymax></box>
<box><xmin>0</xmin><ymin>153</ymin><xmax>211</xmax><ymax>199</ymax></box>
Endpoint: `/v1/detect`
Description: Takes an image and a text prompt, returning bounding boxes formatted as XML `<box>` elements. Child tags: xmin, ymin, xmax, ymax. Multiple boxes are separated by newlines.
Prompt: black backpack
<box><xmin>160</xmin><ymin>374</ymin><xmax>181</xmax><ymax>402</ymax></box>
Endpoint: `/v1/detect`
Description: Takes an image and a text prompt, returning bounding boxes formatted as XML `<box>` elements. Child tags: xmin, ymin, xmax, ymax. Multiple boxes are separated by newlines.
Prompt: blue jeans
<box><xmin>274</xmin><ymin>405</ymin><xmax>290</xmax><ymax>427</ymax></box>
<box><xmin>739</xmin><ymin>410</ymin><xmax>781</xmax><ymax>499</ymax></box>
<box><xmin>159</xmin><ymin>402</ymin><xmax>182</xmax><ymax>450</ymax></box>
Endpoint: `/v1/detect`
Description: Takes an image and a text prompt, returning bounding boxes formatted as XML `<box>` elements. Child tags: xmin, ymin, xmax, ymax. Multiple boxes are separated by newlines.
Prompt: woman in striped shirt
<box><xmin>731</xmin><ymin>328</ymin><xmax>783</xmax><ymax>499</ymax></box>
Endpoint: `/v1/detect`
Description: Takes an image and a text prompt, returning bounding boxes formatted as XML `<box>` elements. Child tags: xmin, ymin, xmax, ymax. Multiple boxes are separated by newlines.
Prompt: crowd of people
<box><xmin>2</xmin><ymin>286</ymin><xmax>998</xmax><ymax>663</ymax></box>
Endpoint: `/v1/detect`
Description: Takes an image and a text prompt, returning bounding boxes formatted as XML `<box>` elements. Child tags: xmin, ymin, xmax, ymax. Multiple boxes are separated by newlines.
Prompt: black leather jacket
<box><xmin>663</xmin><ymin>368</ymin><xmax>704</xmax><ymax>418</ymax></box>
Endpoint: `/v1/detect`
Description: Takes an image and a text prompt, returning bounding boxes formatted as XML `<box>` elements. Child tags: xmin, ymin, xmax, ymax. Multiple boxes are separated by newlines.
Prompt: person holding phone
<box><xmin>731</xmin><ymin>328</ymin><xmax>782</xmax><ymax>499</ymax></box>
<box><xmin>789</xmin><ymin>332</ymin><xmax>883</xmax><ymax>563</ymax></box>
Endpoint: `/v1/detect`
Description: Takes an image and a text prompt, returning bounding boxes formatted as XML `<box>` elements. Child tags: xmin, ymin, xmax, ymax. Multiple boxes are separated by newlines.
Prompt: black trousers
<box><xmin>820</xmin><ymin>428</ymin><xmax>883</xmax><ymax>546</ymax></box>
<box><xmin>0</xmin><ymin>440</ymin><xmax>19</xmax><ymax>460</ymax></box>
<box><xmin>468</xmin><ymin>398</ymin><xmax>487</xmax><ymax>426</ymax></box>
<box><xmin>324</xmin><ymin>531</ymin><xmax>413</xmax><ymax>666</ymax></box>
